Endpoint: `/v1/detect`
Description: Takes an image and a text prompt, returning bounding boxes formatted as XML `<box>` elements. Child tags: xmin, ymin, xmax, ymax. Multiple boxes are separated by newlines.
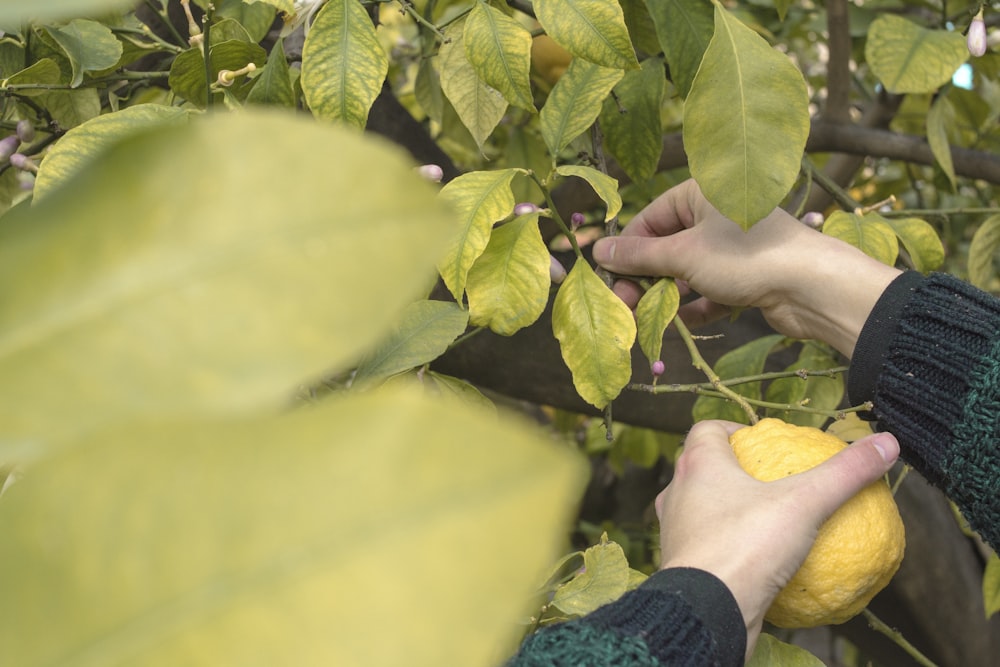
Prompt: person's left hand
<box><xmin>655</xmin><ymin>420</ymin><xmax>900</xmax><ymax>659</ymax></box>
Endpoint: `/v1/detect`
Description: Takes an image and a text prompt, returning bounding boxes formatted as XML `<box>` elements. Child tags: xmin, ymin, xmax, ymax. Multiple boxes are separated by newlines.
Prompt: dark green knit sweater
<box><xmin>509</xmin><ymin>271</ymin><xmax>1000</xmax><ymax>666</ymax></box>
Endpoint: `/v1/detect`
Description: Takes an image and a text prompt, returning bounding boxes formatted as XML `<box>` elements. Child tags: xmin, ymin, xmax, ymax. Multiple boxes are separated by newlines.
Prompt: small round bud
<box><xmin>549</xmin><ymin>255</ymin><xmax>567</xmax><ymax>284</ymax></box>
<box><xmin>800</xmin><ymin>211</ymin><xmax>824</xmax><ymax>228</ymax></box>
<box><xmin>10</xmin><ymin>153</ymin><xmax>37</xmax><ymax>173</ymax></box>
<box><xmin>15</xmin><ymin>119</ymin><xmax>35</xmax><ymax>143</ymax></box>
<box><xmin>968</xmin><ymin>11</ymin><xmax>987</xmax><ymax>57</ymax></box>
<box><xmin>513</xmin><ymin>202</ymin><xmax>539</xmax><ymax>216</ymax></box>
<box><xmin>416</xmin><ymin>164</ymin><xmax>444</xmax><ymax>182</ymax></box>
<box><xmin>570</xmin><ymin>212</ymin><xmax>585</xmax><ymax>229</ymax></box>
<box><xmin>651</xmin><ymin>360</ymin><xmax>665</xmax><ymax>377</ymax></box>
<box><xmin>0</xmin><ymin>134</ymin><xmax>20</xmax><ymax>162</ymax></box>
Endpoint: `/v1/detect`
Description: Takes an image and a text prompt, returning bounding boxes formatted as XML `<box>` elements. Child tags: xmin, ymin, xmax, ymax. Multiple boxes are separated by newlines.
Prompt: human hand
<box><xmin>591</xmin><ymin>179</ymin><xmax>901</xmax><ymax>358</ymax></box>
<box><xmin>655</xmin><ymin>420</ymin><xmax>900</xmax><ymax>660</ymax></box>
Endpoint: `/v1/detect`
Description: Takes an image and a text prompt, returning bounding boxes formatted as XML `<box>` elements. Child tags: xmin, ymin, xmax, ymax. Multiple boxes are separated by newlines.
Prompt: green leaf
<box><xmin>45</xmin><ymin>19</ymin><xmax>122</xmax><ymax>88</ymax></box>
<box><xmin>764</xmin><ymin>344</ymin><xmax>844</xmax><ymax>428</ymax></box>
<box><xmin>619</xmin><ymin>0</ymin><xmax>661</xmax><ymax>56</ymax></box>
<box><xmin>0</xmin><ymin>0</ymin><xmax>138</xmax><ymax>24</ymax></box>
<box><xmin>38</xmin><ymin>87</ymin><xmax>101</xmax><ymax>128</ymax></box>
<box><xmin>822</xmin><ymin>211</ymin><xmax>899</xmax><ymax>266</ymax></box>
<box><xmin>301</xmin><ymin>0</ymin><xmax>388</xmax><ymax>128</ymax></box>
<box><xmin>599</xmin><ymin>56</ymin><xmax>665</xmax><ymax>183</ymax></box>
<box><xmin>467</xmin><ymin>212</ymin><xmax>551</xmax><ymax>336</ymax></box>
<box><xmin>540</xmin><ymin>58</ymin><xmax>623</xmax><ymax>155</ymax></box>
<box><xmin>0</xmin><ymin>387</ymin><xmax>585</xmax><ymax>666</ymax></box>
<box><xmin>464</xmin><ymin>1</ymin><xmax>534</xmax><ymax>112</ymax></box>
<box><xmin>169</xmin><ymin>41</ymin><xmax>267</xmax><ymax>108</ymax></box>
<box><xmin>422</xmin><ymin>371</ymin><xmax>497</xmax><ymax>415</ymax></box>
<box><xmin>692</xmin><ymin>334</ymin><xmax>785</xmax><ymax>424</ymax></box>
<box><xmin>436</xmin><ymin>168</ymin><xmax>522</xmax><ymax>302</ymax></box>
<box><xmin>968</xmin><ymin>214</ymin><xmax>1000</xmax><ymax>289</ymax></box>
<box><xmin>865</xmin><ymin>15</ymin><xmax>968</xmax><ymax>94</ymax></box>
<box><xmin>984</xmin><ymin>552</ymin><xmax>1000</xmax><ymax>619</ymax></box>
<box><xmin>635</xmin><ymin>278</ymin><xmax>679</xmax><ymax>369</ymax></box>
<box><xmin>683</xmin><ymin>2</ymin><xmax>809</xmax><ymax>229</ymax></box>
<box><xmin>552</xmin><ymin>261</ymin><xmax>637</xmax><ymax>409</ymax></box>
<box><xmin>246</xmin><ymin>37</ymin><xmax>296</xmax><ymax>108</ymax></box>
<box><xmin>1</xmin><ymin>58</ymin><xmax>62</xmax><ymax>96</ymax></box>
<box><xmin>534</xmin><ymin>0</ymin><xmax>639</xmax><ymax>71</ymax></box>
<box><xmin>0</xmin><ymin>110</ymin><xmax>456</xmax><ymax>450</ymax></box>
<box><xmin>439</xmin><ymin>18</ymin><xmax>508</xmax><ymax>150</ymax></box>
<box><xmin>926</xmin><ymin>95</ymin><xmax>957</xmax><ymax>191</ymax></box>
<box><xmin>611</xmin><ymin>426</ymin><xmax>665</xmax><ymax>470</ymax></box>
<box><xmin>884</xmin><ymin>217</ymin><xmax>944</xmax><ymax>274</ymax></box>
<box><xmin>551</xmin><ymin>534</ymin><xmax>630</xmax><ymax>616</ymax></box>
<box><xmin>556</xmin><ymin>165</ymin><xmax>622</xmax><ymax>221</ymax></box>
<box><xmin>414</xmin><ymin>54</ymin><xmax>444</xmax><ymax>124</ymax></box>
<box><xmin>353</xmin><ymin>301</ymin><xmax>470</xmax><ymax>387</ymax></box>
<box><xmin>34</xmin><ymin>104</ymin><xmax>191</xmax><ymax>201</ymax></box>
<box><xmin>251</xmin><ymin>0</ymin><xmax>294</xmax><ymax>14</ymax></box>
<box><xmin>646</xmin><ymin>0</ymin><xmax>715</xmax><ymax>99</ymax></box>
<box><xmin>215</xmin><ymin>0</ymin><xmax>278</xmax><ymax>42</ymax></box>
<box><xmin>748</xmin><ymin>633</ymin><xmax>826</xmax><ymax>667</ymax></box>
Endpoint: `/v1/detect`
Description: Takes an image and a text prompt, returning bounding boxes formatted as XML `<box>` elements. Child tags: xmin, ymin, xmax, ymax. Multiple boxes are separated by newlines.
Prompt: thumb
<box><xmin>794</xmin><ymin>432</ymin><xmax>900</xmax><ymax>520</ymax></box>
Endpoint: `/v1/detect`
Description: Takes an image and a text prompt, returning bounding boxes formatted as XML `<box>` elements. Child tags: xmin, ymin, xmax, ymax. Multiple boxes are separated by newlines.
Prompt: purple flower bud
<box><xmin>800</xmin><ymin>211</ymin><xmax>824</xmax><ymax>228</ymax></box>
<box><xmin>513</xmin><ymin>202</ymin><xmax>540</xmax><ymax>216</ymax></box>
<box><xmin>0</xmin><ymin>134</ymin><xmax>20</xmax><ymax>162</ymax></box>
<box><xmin>968</xmin><ymin>11</ymin><xmax>987</xmax><ymax>57</ymax></box>
<box><xmin>549</xmin><ymin>255</ymin><xmax>567</xmax><ymax>284</ymax></box>
<box><xmin>416</xmin><ymin>164</ymin><xmax>444</xmax><ymax>182</ymax></box>
<box><xmin>651</xmin><ymin>360</ymin><xmax>665</xmax><ymax>377</ymax></box>
<box><xmin>10</xmin><ymin>153</ymin><xmax>36</xmax><ymax>173</ymax></box>
<box><xmin>571</xmin><ymin>212</ymin><xmax>585</xmax><ymax>229</ymax></box>
<box><xmin>15</xmin><ymin>119</ymin><xmax>34</xmax><ymax>143</ymax></box>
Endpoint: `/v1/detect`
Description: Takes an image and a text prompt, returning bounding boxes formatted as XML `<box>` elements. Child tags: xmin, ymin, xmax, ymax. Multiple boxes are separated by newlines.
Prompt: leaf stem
<box><xmin>861</xmin><ymin>609</ymin><xmax>939</xmax><ymax>667</ymax></box>
<box><xmin>672</xmin><ymin>315</ymin><xmax>759</xmax><ymax>424</ymax></box>
<box><xmin>531</xmin><ymin>171</ymin><xmax>584</xmax><ymax>259</ymax></box>
<box><xmin>203</xmin><ymin>4</ymin><xmax>215</xmax><ymax>110</ymax></box>
<box><xmin>446</xmin><ymin>326</ymin><xmax>486</xmax><ymax>351</ymax></box>
<box><xmin>146</xmin><ymin>0</ymin><xmax>187</xmax><ymax>46</ymax></box>
<box><xmin>1</xmin><ymin>71</ymin><xmax>170</xmax><ymax>92</ymax></box>
<box><xmin>801</xmin><ymin>155</ymin><xmax>860</xmax><ymax>211</ymax></box>
<box><xmin>396</xmin><ymin>0</ymin><xmax>447</xmax><ymax>42</ymax></box>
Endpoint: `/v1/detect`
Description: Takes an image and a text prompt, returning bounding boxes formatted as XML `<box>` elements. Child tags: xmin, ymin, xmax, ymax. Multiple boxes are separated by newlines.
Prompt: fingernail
<box><xmin>593</xmin><ymin>238</ymin><xmax>615</xmax><ymax>264</ymax></box>
<box><xmin>871</xmin><ymin>433</ymin><xmax>900</xmax><ymax>463</ymax></box>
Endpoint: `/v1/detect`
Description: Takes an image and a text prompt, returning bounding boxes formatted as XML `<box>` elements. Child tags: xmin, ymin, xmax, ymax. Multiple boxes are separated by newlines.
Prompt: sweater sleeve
<box><xmin>506</xmin><ymin>568</ymin><xmax>746</xmax><ymax>667</ymax></box>
<box><xmin>848</xmin><ymin>271</ymin><xmax>1000</xmax><ymax>551</ymax></box>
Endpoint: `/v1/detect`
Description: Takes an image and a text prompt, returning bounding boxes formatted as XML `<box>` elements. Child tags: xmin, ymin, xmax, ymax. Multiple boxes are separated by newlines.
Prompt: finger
<box><xmin>792</xmin><ymin>432</ymin><xmax>900</xmax><ymax>521</ymax></box>
<box><xmin>611</xmin><ymin>278</ymin><xmax>644</xmax><ymax>309</ymax></box>
<box><xmin>593</xmin><ymin>232</ymin><xmax>697</xmax><ymax>278</ymax></box>
<box><xmin>619</xmin><ymin>179</ymin><xmax>700</xmax><ymax>239</ymax></box>
<box><xmin>676</xmin><ymin>299</ymin><xmax>732</xmax><ymax>329</ymax></box>
<box><xmin>676</xmin><ymin>420</ymin><xmax>746</xmax><ymax>467</ymax></box>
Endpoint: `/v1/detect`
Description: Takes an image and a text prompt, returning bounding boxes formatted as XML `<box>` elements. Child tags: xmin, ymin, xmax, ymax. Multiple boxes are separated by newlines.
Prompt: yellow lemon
<box><xmin>729</xmin><ymin>418</ymin><xmax>905</xmax><ymax>628</ymax></box>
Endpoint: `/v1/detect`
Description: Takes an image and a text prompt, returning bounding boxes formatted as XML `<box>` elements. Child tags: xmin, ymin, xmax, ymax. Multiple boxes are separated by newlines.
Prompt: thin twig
<box><xmin>672</xmin><ymin>316</ymin><xmax>758</xmax><ymax>423</ymax></box>
<box><xmin>801</xmin><ymin>155</ymin><xmax>861</xmax><ymax>211</ymax></box>
<box><xmin>628</xmin><ymin>366</ymin><xmax>849</xmax><ymax>394</ymax></box>
<box><xmin>531</xmin><ymin>171</ymin><xmax>584</xmax><ymax>259</ymax></box>
<box><xmin>862</xmin><ymin>609</ymin><xmax>939</xmax><ymax>667</ymax></box>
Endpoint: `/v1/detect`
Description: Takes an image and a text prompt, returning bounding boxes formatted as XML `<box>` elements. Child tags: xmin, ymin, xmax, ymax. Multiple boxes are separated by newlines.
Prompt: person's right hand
<box><xmin>591</xmin><ymin>179</ymin><xmax>902</xmax><ymax>358</ymax></box>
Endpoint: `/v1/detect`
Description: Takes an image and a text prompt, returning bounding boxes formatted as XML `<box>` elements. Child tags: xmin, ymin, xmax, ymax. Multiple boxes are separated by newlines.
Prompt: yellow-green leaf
<box><xmin>551</xmin><ymin>534</ymin><xmax>630</xmax><ymax>616</ymax></box>
<box><xmin>0</xmin><ymin>0</ymin><xmax>137</xmax><ymax>24</ymax></box>
<box><xmin>540</xmin><ymin>57</ymin><xmax>623</xmax><ymax>156</ymax></box>
<box><xmin>464</xmin><ymin>1</ymin><xmax>535</xmax><ymax>111</ymax></box>
<box><xmin>534</xmin><ymin>0</ymin><xmax>639</xmax><ymax>71</ymax></box>
<box><xmin>552</xmin><ymin>261</ymin><xmax>637</xmax><ymax>409</ymax></box>
<box><xmin>247</xmin><ymin>37</ymin><xmax>296</xmax><ymax>108</ymax></box>
<box><xmin>0</xmin><ymin>387</ymin><xmax>585</xmax><ymax>666</ymax></box>
<box><xmin>884</xmin><ymin>217</ymin><xmax>944</xmax><ymax>274</ymax></box>
<box><xmin>252</xmin><ymin>0</ymin><xmax>294</xmax><ymax>14</ymax></box>
<box><xmin>301</xmin><ymin>0</ymin><xmax>388</xmax><ymax>128</ymax></box>
<box><xmin>764</xmin><ymin>343</ymin><xmax>845</xmax><ymax>428</ymax></box>
<box><xmin>748</xmin><ymin>633</ymin><xmax>825</xmax><ymax>667</ymax></box>
<box><xmin>636</xmin><ymin>278</ymin><xmax>679</xmax><ymax>368</ymax></box>
<box><xmin>556</xmin><ymin>164</ymin><xmax>622</xmax><ymax>221</ymax></box>
<box><xmin>423</xmin><ymin>371</ymin><xmax>497</xmax><ymax>415</ymax></box>
<box><xmin>436</xmin><ymin>168</ymin><xmax>522</xmax><ymax>302</ymax></box>
<box><xmin>822</xmin><ymin>211</ymin><xmax>899</xmax><ymax>266</ymax></box>
<box><xmin>599</xmin><ymin>56</ymin><xmax>665</xmax><ymax>183</ymax></box>
<box><xmin>645</xmin><ymin>0</ymin><xmax>715</xmax><ymax>99</ymax></box>
<box><xmin>353</xmin><ymin>300</ymin><xmax>470</xmax><ymax>387</ymax></box>
<box><xmin>1</xmin><ymin>59</ymin><xmax>62</xmax><ymax>96</ymax></box>
<box><xmin>439</xmin><ymin>18</ymin><xmax>508</xmax><ymax>150</ymax></box>
<box><xmin>865</xmin><ymin>15</ymin><xmax>968</xmax><ymax>94</ymax></box>
<box><xmin>0</xmin><ymin>110</ymin><xmax>455</xmax><ymax>450</ymax></box>
<box><xmin>968</xmin><ymin>214</ymin><xmax>1000</xmax><ymax>289</ymax></box>
<box><xmin>34</xmin><ymin>104</ymin><xmax>192</xmax><ymax>201</ymax></box>
<box><xmin>169</xmin><ymin>41</ymin><xmax>267</xmax><ymax>108</ymax></box>
<box><xmin>692</xmin><ymin>334</ymin><xmax>784</xmax><ymax>424</ymax></box>
<box><xmin>46</xmin><ymin>19</ymin><xmax>122</xmax><ymax>88</ymax></box>
<box><xmin>984</xmin><ymin>552</ymin><xmax>1000</xmax><ymax>619</ymax></box>
<box><xmin>683</xmin><ymin>2</ymin><xmax>809</xmax><ymax>229</ymax></box>
<box><xmin>927</xmin><ymin>95</ymin><xmax>957</xmax><ymax>191</ymax></box>
<box><xmin>467</xmin><ymin>212</ymin><xmax>551</xmax><ymax>335</ymax></box>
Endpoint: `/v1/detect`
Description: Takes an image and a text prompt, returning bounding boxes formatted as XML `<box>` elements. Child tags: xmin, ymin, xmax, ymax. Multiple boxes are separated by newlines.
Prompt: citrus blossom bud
<box><xmin>513</xmin><ymin>202</ymin><xmax>539</xmax><ymax>216</ymax></box>
<box><xmin>0</xmin><ymin>134</ymin><xmax>20</xmax><ymax>162</ymax></box>
<box><xmin>10</xmin><ymin>153</ymin><xmax>37</xmax><ymax>173</ymax></box>
<box><xmin>549</xmin><ymin>255</ymin><xmax>567</xmax><ymax>284</ymax></box>
<box><xmin>968</xmin><ymin>10</ymin><xmax>987</xmax><ymax>57</ymax></box>
<box><xmin>416</xmin><ymin>164</ymin><xmax>443</xmax><ymax>182</ymax></box>
<box><xmin>651</xmin><ymin>360</ymin><xmax>665</xmax><ymax>377</ymax></box>
<box><xmin>800</xmin><ymin>211</ymin><xmax>824</xmax><ymax>228</ymax></box>
<box><xmin>570</xmin><ymin>212</ymin><xmax>585</xmax><ymax>229</ymax></box>
<box><xmin>15</xmin><ymin>119</ymin><xmax>34</xmax><ymax>143</ymax></box>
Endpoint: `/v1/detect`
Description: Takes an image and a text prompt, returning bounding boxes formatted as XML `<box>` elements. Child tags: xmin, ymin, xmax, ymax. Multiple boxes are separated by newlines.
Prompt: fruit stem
<box><xmin>861</xmin><ymin>608</ymin><xmax>939</xmax><ymax>667</ymax></box>
<box><xmin>672</xmin><ymin>315</ymin><xmax>759</xmax><ymax>424</ymax></box>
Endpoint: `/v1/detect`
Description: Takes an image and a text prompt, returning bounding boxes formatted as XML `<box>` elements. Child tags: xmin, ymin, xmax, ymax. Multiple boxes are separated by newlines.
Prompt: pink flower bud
<box><xmin>651</xmin><ymin>360</ymin><xmax>665</xmax><ymax>377</ymax></box>
<box><xmin>968</xmin><ymin>11</ymin><xmax>987</xmax><ymax>57</ymax></box>
<box><xmin>571</xmin><ymin>212</ymin><xmax>585</xmax><ymax>229</ymax></box>
<box><xmin>416</xmin><ymin>164</ymin><xmax>443</xmax><ymax>182</ymax></box>
<box><xmin>10</xmin><ymin>153</ymin><xmax>37</xmax><ymax>173</ymax></box>
<box><xmin>800</xmin><ymin>211</ymin><xmax>824</xmax><ymax>228</ymax></box>
<box><xmin>549</xmin><ymin>255</ymin><xmax>567</xmax><ymax>284</ymax></box>
<box><xmin>15</xmin><ymin>120</ymin><xmax>34</xmax><ymax>143</ymax></box>
<box><xmin>513</xmin><ymin>202</ymin><xmax>539</xmax><ymax>216</ymax></box>
<box><xmin>0</xmin><ymin>134</ymin><xmax>19</xmax><ymax>162</ymax></box>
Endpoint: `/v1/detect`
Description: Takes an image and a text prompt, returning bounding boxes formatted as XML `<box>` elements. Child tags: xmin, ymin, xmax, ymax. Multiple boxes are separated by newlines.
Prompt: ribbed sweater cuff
<box><xmin>584</xmin><ymin>568</ymin><xmax>745</xmax><ymax>666</ymax></box>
